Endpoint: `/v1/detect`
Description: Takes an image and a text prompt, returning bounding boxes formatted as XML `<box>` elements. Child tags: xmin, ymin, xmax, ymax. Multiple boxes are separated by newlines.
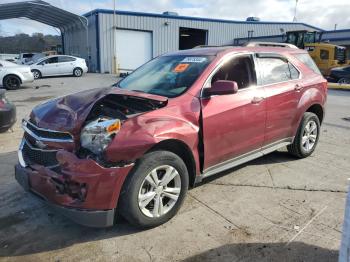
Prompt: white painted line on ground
<box><xmin>286</xmin><ymin>205</ymin><xmax>328</xmax><ymax>246</ymax></box>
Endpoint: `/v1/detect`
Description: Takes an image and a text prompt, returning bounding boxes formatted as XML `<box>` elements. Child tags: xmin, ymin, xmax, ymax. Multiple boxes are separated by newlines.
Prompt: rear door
<box><xmin>256</xmin><ymin>54</ymin><xmax>301</xmax><ymax>146</ymax></box>
<box><xmin>58</xmin><ymin>56</ymin><xmax>76</xmax><ymax>74</ymax></box>
<box><xmin>201</xmin><ymin>54</ymin><xmax>266</xmax><ymax>170</ymax></box>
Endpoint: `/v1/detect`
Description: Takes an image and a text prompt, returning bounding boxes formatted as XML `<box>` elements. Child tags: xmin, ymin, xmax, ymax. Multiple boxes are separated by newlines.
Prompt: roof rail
<box><xmin>243</xmin><ymin>42</ymin><xmax>299</xmax><ymax>49</ymax></box>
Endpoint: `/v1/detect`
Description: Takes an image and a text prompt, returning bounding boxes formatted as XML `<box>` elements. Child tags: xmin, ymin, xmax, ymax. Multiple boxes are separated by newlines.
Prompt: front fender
<box><xmin>104</xmin><ymin>112</ymin><xmax>200</xmax><ymax>165</ymax></box>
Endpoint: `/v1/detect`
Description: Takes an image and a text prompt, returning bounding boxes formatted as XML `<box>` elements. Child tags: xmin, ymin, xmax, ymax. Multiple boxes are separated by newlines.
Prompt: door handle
<box><xmin>251</xmin><ymin>97</ymin><xmax>265</xmax><ymax>104</ymax></box>
<box><xmin>294</xmin><ymin>84</ymin><xmax>303</xmax><ymax>91</ymax></box>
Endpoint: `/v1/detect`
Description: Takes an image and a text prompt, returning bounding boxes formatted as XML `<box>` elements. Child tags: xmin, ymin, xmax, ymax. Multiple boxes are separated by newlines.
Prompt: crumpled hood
<box><xmin>29</xmin><ymin>87</ymin><xmax>168</xmax><ymax>135</ymax></box>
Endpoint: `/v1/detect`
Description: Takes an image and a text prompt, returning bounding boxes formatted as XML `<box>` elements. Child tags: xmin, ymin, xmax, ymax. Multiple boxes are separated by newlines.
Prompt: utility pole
<box><xmin>112</xmin><ymin>0</ymin><xmax>118</xmax><ymax>75</ymax></box>
<box><xmin>293</xmin><ymin>0</ymin><xmax>298</xmax><ymax>22</ymax></box>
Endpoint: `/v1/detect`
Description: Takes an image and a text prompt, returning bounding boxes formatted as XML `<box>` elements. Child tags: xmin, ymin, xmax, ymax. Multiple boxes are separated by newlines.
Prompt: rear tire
<box><xmin>119</xmin><ymin>151</ymin><xmax>189</xmax><ymax>228</ymax></box>
<box><xmin>31</xmin><ymin>70</ymin><xmax>41</xmax><ymax>79</ymax></box>
<box><xmin>3</xmin><ymin>75</ymin><xmax>21</xmax><ymax>90</ymax></box>
<box><xmin>73</xmin><ymin>68</ymin><xmax>83</xmax><ymax>77</ymax></box>
<box><xmin>287</xmin><ymin>112</ymin><xmax>320</xmax><ymax>158</ymax></box>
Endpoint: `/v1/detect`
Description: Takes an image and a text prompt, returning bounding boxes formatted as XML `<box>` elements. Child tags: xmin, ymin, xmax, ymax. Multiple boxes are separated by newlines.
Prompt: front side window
<box><xmin>258</xmin><ymin>57</ymin><xmax>296</xmax><ymax>85</ymax></box>
<box><xmin>47</xmin><ymin>57</ymin><xmax>58</xmax><ymax>64</ymax></box>
<box><xmin>118</xmin><ymin>55</ymin><xmax>214</xmax><ymax>98</ymax></box>
<box><xmin>210</xmin><ymin>55</ymin><xmax>256</xmax><ymax>89</ymax></box>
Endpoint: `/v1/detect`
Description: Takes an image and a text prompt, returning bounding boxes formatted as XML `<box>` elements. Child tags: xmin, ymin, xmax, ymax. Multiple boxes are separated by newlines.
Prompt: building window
<box><xmin>320</xmin><ymin>49</ymin><xmax>329</xmax><ymax>60</ymax></box>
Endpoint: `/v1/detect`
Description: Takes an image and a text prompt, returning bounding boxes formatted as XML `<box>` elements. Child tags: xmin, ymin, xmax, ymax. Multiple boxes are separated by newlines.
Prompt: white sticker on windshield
<box><xmin>181</xmin><ymin>57</ymin><xmax>207</xmax><ymax>63</ymax></box>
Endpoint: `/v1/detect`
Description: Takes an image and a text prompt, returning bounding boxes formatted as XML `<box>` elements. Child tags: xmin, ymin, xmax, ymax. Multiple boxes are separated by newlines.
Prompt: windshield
<box><xmin>118</xmin><ymin>55</ymin><xmax>214</xmax><ymax>98</ymax></box>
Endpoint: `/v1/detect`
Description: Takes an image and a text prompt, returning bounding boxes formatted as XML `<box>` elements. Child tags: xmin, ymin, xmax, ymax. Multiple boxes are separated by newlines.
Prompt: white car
<box><xmin>17</xmin><ymin>53</ymin><xmax>36</xmax><ymax>65</ymax></box>
<box><xmin>30</xmin><ymin>55</ymin><xmax>88</xmax><ymax>79</ymax></box>
<box><xmin>0</xmin><ymin>60</ymin><xmax>34</xmax><ymax>90</ymax></box>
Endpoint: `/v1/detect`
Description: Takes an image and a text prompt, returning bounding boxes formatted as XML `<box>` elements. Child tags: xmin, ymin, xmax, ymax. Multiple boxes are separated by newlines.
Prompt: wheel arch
<box><xmin>305</xmin><ymin>103</ymin><xmax>324</xmax><ymax>124</ymax></box>
<box><xmin>3</xmin><ymin>74</ymin><xmax>22</xmax><ymax>84</ymax></box>
<box><xmin>147</xmin><ymin>139</ymin><xmax>197</xmax><ymax>188</ymax></box>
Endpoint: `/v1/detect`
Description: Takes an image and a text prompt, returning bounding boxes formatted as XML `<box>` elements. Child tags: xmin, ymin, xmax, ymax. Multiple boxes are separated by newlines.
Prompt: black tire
<box><xmin>31</xmin><ymin>70</ymin><xmax>41</xmax><ymax>79</ymax></box>
<box><xmin>119</xmin><ymin>151</ymin><xmax>189</xmax><ymax>228</ymax></box>
<box><xmin>0</xmin><ymin>127</ymin><xmax>10</xmax><ymax>133</ymax></box>
<box><xmin>73</xmin><ymin>68</ymin><xmax>83</xmax><ymax>77</ymax></box>
<box><xmin>338</xmin><ymin>78</ymin><xmax>350</xmax><ymax>85</ymax></box>
<box><xmin>3</xmin><ymin>75</ymin><xmax>21</xmax><ymax>90</ymax></box>
<box><xmin>287</xmin><ymin>112</ymin><xmax>320</xmax><ymax>158</ymax></box>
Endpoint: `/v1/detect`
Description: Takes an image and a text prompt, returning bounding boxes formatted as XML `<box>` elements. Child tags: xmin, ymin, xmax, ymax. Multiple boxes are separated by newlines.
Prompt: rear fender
<box><xmin>291</xmin><ymin>85</ymin><xmax>326</xmax><ymax>136</ymax></box>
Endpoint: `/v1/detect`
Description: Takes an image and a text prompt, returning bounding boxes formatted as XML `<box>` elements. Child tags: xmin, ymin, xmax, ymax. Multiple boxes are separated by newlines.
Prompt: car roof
<box><xmin>164</xmin><ymin>46</ymin><xmax>308</xmax><ymax>58</ymax></box>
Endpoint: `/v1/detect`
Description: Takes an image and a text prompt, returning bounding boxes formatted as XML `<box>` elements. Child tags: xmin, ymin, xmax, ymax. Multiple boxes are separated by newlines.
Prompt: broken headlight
<box><xmin>80</xmin><ymin>118</ymin><xmax>121</xmax><ymax>155</ymax></box>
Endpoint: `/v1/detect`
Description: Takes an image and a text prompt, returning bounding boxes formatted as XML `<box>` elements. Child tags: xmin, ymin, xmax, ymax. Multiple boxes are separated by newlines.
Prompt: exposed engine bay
<box><xmin>86</xmin><ymin>94</ymin><xmax>165</xmax><ymax>121</ymax></box>
<box><xmin>79</xmin><ymin>94</ymin><xmax>167</xmax><ymax>161</ymax></box>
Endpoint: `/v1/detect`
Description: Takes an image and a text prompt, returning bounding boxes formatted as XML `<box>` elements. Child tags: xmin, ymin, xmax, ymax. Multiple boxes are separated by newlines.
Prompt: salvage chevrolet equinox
<box><xmin>15</xmin><ymin>45</ymin><xmax>327</xmax><ymax>228</ymax></box>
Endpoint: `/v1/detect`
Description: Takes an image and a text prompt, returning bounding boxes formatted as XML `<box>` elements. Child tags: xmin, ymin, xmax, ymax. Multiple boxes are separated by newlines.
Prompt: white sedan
<box><xmin>0</xmin><ymin>60</ymin><xmax>34</xmax><ymax>90</ymax></box>
<box><xmin>30</xmin><ymin>55</ymin><xmax>88</xmax><ymax>79</ymax></box>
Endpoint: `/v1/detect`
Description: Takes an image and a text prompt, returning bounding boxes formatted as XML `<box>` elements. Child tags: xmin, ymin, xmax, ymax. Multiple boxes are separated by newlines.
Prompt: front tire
<box><xmin>287</xmin><ymin>112</ymin><xmax>320</xmax><ymax>158</ymax></box>
<box><xmin>31</xmin><ymin>70</ymin><xmax>41</xmax><ymax>79</ymax></box>
<box><xmin>119</xmin><ymin>151</ymin><xmax>189</xmax><ymax>228</ymax></box>
<box><xmin>73</xmin><ymin>68</ymin><xmax>83</xmax><ymax>77</ymax></box>
<box><xmin>3</xmin><ymin>75</ymin><xmax>21</xmax><ymax>90</ymax></box>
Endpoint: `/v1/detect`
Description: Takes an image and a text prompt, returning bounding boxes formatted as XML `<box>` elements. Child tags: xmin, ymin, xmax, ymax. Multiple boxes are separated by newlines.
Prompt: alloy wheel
<box><xmin>301</xmin><ymin>120</ymin><xmax>318</xmax><ymax>152</ymax></box>
<box><xmin>138</xmin><ymin>165</ymin><xmax>181</xmax><ymax>218</ymax></box>
<box><xmin>32</xmin><ymin>71</ymin><xmax>40</xmax><ymax>79</ymax></box>
<box><xmin>74</xmin><ymin>69</ymin><xmax>82</xmax><ymax>77</ymax></box>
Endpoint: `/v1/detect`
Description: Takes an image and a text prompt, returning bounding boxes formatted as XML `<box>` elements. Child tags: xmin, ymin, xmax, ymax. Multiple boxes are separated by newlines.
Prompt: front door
<box><xmin>201</xmin><ymin>55</ymin><xmax>266</xmax><ymax>170</ymax></box>
<box><xmin>40</xmin><ymin>56</ymin><xmax>59</xmax><ymax>76</ymax></box>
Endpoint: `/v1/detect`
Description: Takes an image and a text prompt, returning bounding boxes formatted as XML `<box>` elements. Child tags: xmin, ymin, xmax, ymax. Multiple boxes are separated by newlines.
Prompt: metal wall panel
<box><xmin>63</xmin><ymin>14</ymin><xmax>98</xmax><ymax>72</ymax></box>
<box><xmin>66</xmin><ymin>11</ymin><xmax>320</xmax><ymax>73</ymax></box>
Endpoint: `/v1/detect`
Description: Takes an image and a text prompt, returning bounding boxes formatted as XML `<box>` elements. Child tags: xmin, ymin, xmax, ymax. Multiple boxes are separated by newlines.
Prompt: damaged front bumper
<box><xmin>16</xmin><ymin>143</ymin><xmax>134</xmax><ymax>227</ymax></box>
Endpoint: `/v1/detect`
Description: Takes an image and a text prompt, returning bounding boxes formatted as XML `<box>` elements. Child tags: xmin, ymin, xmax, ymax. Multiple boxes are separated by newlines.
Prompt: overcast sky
<box><xmin>0</xmin><ymin>0</ymin><xmax>349</xmax><ymax>36</ymax></box>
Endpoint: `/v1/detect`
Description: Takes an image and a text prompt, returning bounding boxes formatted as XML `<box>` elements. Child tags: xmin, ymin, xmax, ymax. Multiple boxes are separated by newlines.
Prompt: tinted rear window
<box><xmin>58</xmin><ymin>56</ymin><xmax>76</xmax><ymax>62</ymax></box>
<box><xmin>23</xmin><ymin>54</ymin><xmax>34</xmax><ymax>58</ymax></box>
<box><xmin>294</xmin><ymin>53</ymin><xmax>321</xmax><ymax>75</ymax></box>
<box><xmin>258</xmin><ymin>58</ymin><xmax>299</xmax><ymax>85</ymax></box>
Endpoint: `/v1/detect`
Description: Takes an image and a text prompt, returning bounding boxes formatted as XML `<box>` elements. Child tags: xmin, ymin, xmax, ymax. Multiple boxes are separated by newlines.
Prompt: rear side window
<box><xmin>289</xmin><ymin>63</ymin><xmax>300</xmax><ymax>79</ymax></box>
<box><xmin>294</xmin><ymin>53</ymin><xmax>321</xmax><ymax>75</ymax></box>
<box><xmin>258</xmin><ymin>58</ymin><xmax>299</xmax><ymax>85</ymax></box>
<box><xmin>58</xmin><ymin>56</ymin><xmax>76</xmax><ymax>62</ymax></box>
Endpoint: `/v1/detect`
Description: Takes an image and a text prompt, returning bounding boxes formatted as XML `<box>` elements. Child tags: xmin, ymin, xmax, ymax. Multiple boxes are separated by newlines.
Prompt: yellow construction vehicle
<box><xmin>286</xmin><ymin>30</ymin><xmax>350</xmax><ymax>75</ymax></box>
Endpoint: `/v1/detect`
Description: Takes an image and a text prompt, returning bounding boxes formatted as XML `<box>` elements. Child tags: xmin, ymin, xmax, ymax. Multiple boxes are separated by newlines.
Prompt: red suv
<box><xmin>15</xmin><ymin>46</ymin><xmax>327</xmax><ymax>228</ymax></box>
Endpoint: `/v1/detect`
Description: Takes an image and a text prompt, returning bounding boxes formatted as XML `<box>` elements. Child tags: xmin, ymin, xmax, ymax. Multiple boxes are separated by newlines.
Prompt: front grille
<box><xmin>22</xmin><ymin>140</ymin><xmax>58</xmax><ymax>167</ymax></box>
<box><xmin>25</xmin><ymin>120</ymin><xmax>73</xmax><ymax>141</ymax></box>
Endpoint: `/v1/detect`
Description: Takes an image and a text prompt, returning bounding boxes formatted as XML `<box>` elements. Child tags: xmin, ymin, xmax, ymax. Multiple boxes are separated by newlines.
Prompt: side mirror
<box><xmin>206</xmin><ymin>80</ymin><xmax>238</xmax><ymax>96</ymax></box>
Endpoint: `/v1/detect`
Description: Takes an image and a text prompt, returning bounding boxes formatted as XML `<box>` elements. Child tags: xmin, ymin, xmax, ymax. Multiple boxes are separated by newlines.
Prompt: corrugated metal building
<box><xmin>63</xmin><ymin>9</ymin><xmax>321</xmax><ymax>73</ymax></box>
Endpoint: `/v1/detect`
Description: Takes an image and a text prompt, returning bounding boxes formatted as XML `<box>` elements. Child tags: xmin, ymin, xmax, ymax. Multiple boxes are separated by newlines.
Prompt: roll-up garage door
<box><xmin>116</xmin><ymin>29</ymin><xmax>152</xmax><ymax>72</ymax></box>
